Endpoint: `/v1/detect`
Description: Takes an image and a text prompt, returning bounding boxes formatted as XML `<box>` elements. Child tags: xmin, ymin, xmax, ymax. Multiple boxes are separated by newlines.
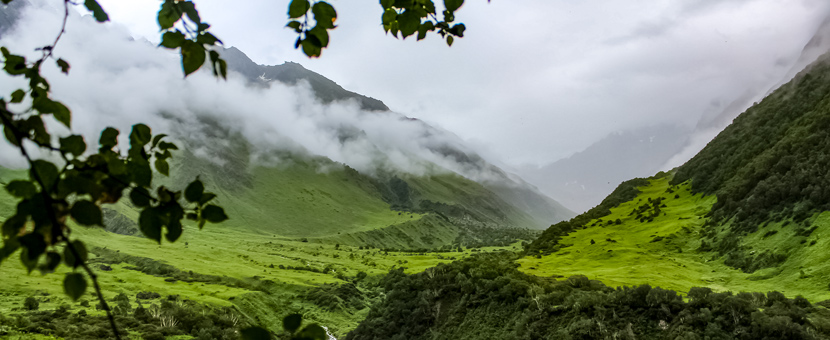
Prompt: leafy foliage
<box><xmin>0</xmin><ymin>1</ymin><xmax>228</xmax><ymax>337</ymax></box>
<box><xmin>3</xmin><ymin>294</ymin><xmax>246</xmax><ymax>340</ymax></box>
<box><xmin>347</xmin><ymin>253</ymin><xmax>830</xmax><ymax>340</ymax></box>
<box><xmin>287</xmin><ymin>0</ymin><xmax>477</xmax><ymax>57</ymax></box>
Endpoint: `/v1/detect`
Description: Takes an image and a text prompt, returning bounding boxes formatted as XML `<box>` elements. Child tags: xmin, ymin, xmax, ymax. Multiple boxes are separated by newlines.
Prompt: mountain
<box><xmin>520</xmin><ymin>124</ymin><xmax>690</xmax><ymax>212</ymax></box>
<box><xmin>0</xmin><ymin>4</ymin><xmax>576</xmax><ymax>338</ymax></box>
<box><xmin>519</xmin><ymin>49</ymin><xmax>830</xmax><ymax>298</ymax></box>
<box><xmin>221</xmin><ymin>46</ymin><xmax>389</xmax><ymax>112</ymax></box>
<box><xmin>348</xmin><ymin>41</ymin><xmax>830</xmax><ymax>340</ymax></box>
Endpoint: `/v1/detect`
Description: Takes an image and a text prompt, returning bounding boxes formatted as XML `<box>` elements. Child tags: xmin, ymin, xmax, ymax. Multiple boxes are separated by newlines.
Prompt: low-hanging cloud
<box><xmin>0</xmin><ymin>2</ymin><xmax>510</xmax><ymax>185</ymax></box>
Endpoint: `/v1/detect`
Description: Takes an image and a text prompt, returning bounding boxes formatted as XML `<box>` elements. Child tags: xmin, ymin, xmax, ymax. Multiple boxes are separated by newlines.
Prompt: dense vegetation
<box><xmin>0</xmin><ymin>293</ymin><xmax>245</xmax><ymax>340</ymax></box>
<box><xmin>348</xmin><ymin>253</ymin><xmax>830</xmax><ymax>340</ymax></box>
<box><xmin>673</xmin><ymin>55</ymin><xmax>830</xmax><ymax>230</ymax></box>
<box><xmin>523</xmin><ymin>175</ymin><xmax>653</xmax><ymax>255</ymax></box>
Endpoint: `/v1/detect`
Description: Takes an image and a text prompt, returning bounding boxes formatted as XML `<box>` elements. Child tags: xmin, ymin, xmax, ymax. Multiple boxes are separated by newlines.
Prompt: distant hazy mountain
<box><xmin>663</xmin><ymin>11</ymin><xmax>830</xmax><ymax>170</ymax></box>
<box><xmin>519</xmin><ymin>124</ymin><xmax>691</xmax><ymax>212</ymax></box>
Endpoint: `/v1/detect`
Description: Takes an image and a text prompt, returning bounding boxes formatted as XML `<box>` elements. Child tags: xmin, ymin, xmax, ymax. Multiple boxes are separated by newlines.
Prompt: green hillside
<box><xmin>347</xmin><ymin>54</ymin><xmax>830</xmax><ymax>339</ymax></box>
<box><xmin>520</xmin><ymin>175</ymin><xmax>830</xmax><ymax>302</ymax></box>
<box><xmin>0</xmin><ymin>136</ymin><xmax>548</xmax><ymax>338</ymax></box>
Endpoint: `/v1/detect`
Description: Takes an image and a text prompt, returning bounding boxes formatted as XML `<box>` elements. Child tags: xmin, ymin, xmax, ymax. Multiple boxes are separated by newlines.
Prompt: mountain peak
<box><xmin>220</xmin><ymin>47</ymin><xmax>390</xmax><ymax>112</ymax></box>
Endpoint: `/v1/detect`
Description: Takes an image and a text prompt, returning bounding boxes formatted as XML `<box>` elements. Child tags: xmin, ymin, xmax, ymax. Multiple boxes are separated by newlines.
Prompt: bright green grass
<box><xmin>0</xmin><ymin>219</ymin><xmax>510</xmax><ymax>337</ymax></box>
<box><xmin>518</xmin><ymin>177</ymin><xmax>830</xmax><ymax>302</ymax></box>
<box><xmin>164</xmin><ymin>155</ymin><xmax>424</xmax><ymax>238</ymax></box>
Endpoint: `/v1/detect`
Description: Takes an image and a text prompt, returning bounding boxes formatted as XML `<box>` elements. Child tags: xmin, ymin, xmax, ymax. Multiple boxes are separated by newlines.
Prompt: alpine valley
<box><xmin>3</xmin><ymin>2</ymin><xmax>830</xmax><ymax>340</ymax></box>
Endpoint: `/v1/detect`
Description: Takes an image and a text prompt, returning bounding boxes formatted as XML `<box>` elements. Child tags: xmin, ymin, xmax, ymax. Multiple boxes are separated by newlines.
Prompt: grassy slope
<box><xmin>0</xmin><ymin>160</ymin><xmax>521</xmax><ymax>337</ymax></box>
<box><xmin>163</xmin><ymin>148</ymin><xmax>423</xmax><ymax>238</ymax></box>
<box><xmin>0</xmin><ymin>219</ymin><xmax>515</xmax><ymax>338</ymax></box>
<box><xmin>518</xmin><ymin>176</ymin><xmax>830</xmax><ymax>302</ymax></box>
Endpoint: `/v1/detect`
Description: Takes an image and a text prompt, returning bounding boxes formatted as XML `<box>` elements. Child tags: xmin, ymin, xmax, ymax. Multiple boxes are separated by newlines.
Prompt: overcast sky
<box><xmin>71</xmin><ymin>0</ymin><xmax>830</xmax><ymax>167</ymax></box>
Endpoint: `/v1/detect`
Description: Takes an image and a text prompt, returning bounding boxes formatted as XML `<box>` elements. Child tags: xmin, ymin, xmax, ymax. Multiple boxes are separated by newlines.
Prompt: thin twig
<box><xmin>64</xmin><ymin>238</ymin><xmax>121</xmax><ymax>340</ymax></box>
<box><xmin>39</xmin><ymin>0</ymin><xmax>70</xmax><ymax>62</ymax></box>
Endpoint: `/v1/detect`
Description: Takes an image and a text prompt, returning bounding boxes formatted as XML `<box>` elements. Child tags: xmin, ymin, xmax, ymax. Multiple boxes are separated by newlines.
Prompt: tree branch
<box><xmin>0</xmin><ymin>113</ymin><xmax>122</xmax><ymax>340</ymax></box>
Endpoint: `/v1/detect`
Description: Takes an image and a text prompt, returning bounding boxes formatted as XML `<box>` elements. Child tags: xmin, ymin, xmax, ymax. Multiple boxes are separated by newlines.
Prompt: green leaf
<box><xmin>40</xmin><ymin>251</ymin><xmax>61</xmax><ymax>274</ymax></box>
<box><xmin>71</xmin><ymin>200</ymin><xmax>103</xmax><ymax>227</ymax></box>
<box><xmin>56</xmin><ymin>58</ymin><xmax>70</xmax><ymax>74</ymax></box>
<box><xmin>198</xmin><ymin>192</ymin><xmax>216</xmax><ymax>205</ymax></box>
<box><xmin>196</xmin><ymin>32</ymin><xmax>220</xmax><ymax>46</ymax></box>
<box><xmin>308</xmin><ymin>26</ymin><xmax>330</xmax><ymax>48</ymax></box>
<box><xmin>20</xmin><ymin>248</ymin><xmax>38</xmax><ymax>273</ymax></box>
<box><xmin>444</xmin><ymin>0</ymin><xmax>463</xmax><ymax>12</ymax></box>
<box><xmin>18</xmin><ymin>233</ymin><xmax>45</xmax><ymax>272</ymax></box>
<box><xmin>139</xmin><ymin>208</ymin><xmax>163</xmax><ymax>243</ymax></box>
<box><xmin>300</xmin><ymin>38</ymin><xmax>322</xmax><ymax>58</ymax></box>
<box><xmin>181</xmin><ymin>40</ymin><xmax>206</xmax><ymax>76</ymax></box>
<box><xmin>0</xmin><ymin>239</ymin><xmax>20</xmax><ymax>265</ymax></box>
<box><xmin>130</xmin><ymin>123</ymin><xmax>152</xmax><ymax>146</ymax></box>
<box><xmin>30</xmin><ymin>160</ymin><xmax>59</xmax><ymax>190</ymax></box>
<box><xmin>398</xmin><ymin>10</ymin><xmax>419</xmax><ymax>38</ymax></box>
<box><xmin>63</xmin><ymin>240</ymin><xmax>88</xmax><ymax>268</ymax></box>
<box><xmin>450</xmin><ymin>23</ymin><xmax>465</xmax><ymax>37</ymax></box>
<box><xmin>287</xmin><ymin>20</ymin><xmax>302</xmax><ymax>32</ymax></box>
<box><xmin>2</xmin><ymin>53</ymin><xmax>27</xmax><ymax>76</ymax></box>
<box><xmin>217</xmin><ymin>57</ymin><xmax>227</xmax><ymax>79</ymax></box>
<box><xmin>130</xmin><ymin>187</ymin><xmax>152</xmax><ymax>207</ymax></box>
<box><xmin>166</xmin><ymin>219</ymin><xmax>183</xmax><ymax>243</ymax></box>
<box><xmin>311</xmin><ymin>2</ymin><xmax>337</xmax><ymax>29</ymax></box>
<box><xmin>201</xmin><ymin>204</ymin><xmax>228</xmax><ymax>223</ymax></box>
<box><xmin>151</xmin><ymin>133</ymin><xmax>168</xmax><ymax>148</ymax></box>
<box><xmin>158</xmin><ymin>0</ymin><xmax>181</xmax><ymax>29</ymax></box>
<box><xmin>2</xmin><ymin>214</ymin><xmax>26</xmax><ymax>237</ymax></box>
<box><xmin>84</xmin><ymin>0</ymin><xmax>109</xmax><ymax>22</ymax></box>
<box><xmin>184</xmin><ymin>179</ymin><xmax>204</xmax><ymax>203</ymax></box>
<box><xmin>63</xmin><ymin>273</ymin><xmax>87</xmax><ymax>301</ymax></box>
<box><xmin>446</xmin><ymin>35</ymin><xmax>454</xmax><ymax>46</ymax></box>
<box><xmin>240</xmin><ymin>327</ymin><xmax>271</xmax><ymax>340</ymax></box>
<box><xmin>417</xmin><ymin>21</ymin><xmax>434</xmax><ymax>40</ymax></box>
<box><xmin>382</xmin><ymin>9</ymin><xmax>397</xmax><ymax>25</ymax></box>
<box><xmin>288</xmin><ymin>0</ymin><xmax>310</xmax><ymax>19</ymax></box>
<box><xmin>297</xmin><ymin>324</ymin><xmax>327</xmax><ymax>340</ymax></box>
<box><xmin>380</xmin><ymin>0</ymin><xmax>394</xmax><ymax>9</ymax></box>
<box><xmin>6</xmin><ymin>180</ymin><xmax>36</xmax><ymax>199</ymax></box>
<box><xmin>10</xmin><ymin>89</ymin><xmax>25</xmax><ymax>103</ymax></box>
<box><xmin>52</xmin><ymin>101</ymin><xmax>71</xmax><ymax>128</ymax></box>
<box><xmin>283</xmin><ymin>314</ymin><xmax>302</xmax><ymax>333</ymax></box>
<box><xmin>59</xmin><ymin>135</ymin><xmax>86</xmax><ymax>157</ymax></box>
<box><xmin>3</xmin><ymin>124</ymin><xmax>19</xmax><ymax>146</ymax></box>
<box><xmin>129</xmin><ymin>160</ymin><xmax>152</xmax><ymax>187</ymax></box>
<box><xmin>178</xmin><ymin>1</ymin><xmax>201</xmax><ymax>24</ymax></box>
<box><xmin>99</xmin><ymin>127</ymin><xmax>119</xmax><ymax>149</ymax></box>
<box><xmin>160</xmin><ymin>31</ymin><xmax>186</xmax><ymax>49</ymax></box>
<box><xmin>154</xmin><ymin>158</ymin><xmax>169</xmax><ymax>176</ymax></box>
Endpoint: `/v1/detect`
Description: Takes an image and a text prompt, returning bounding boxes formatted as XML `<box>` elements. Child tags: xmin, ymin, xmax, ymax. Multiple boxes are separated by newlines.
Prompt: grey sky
<box><xmin>62</xmin><ymin>0</ymin><xmax>830</xmax><ymax>166</ymax></box>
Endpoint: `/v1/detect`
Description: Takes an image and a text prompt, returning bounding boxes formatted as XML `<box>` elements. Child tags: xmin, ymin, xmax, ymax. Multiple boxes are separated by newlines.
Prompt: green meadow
<box><xmin>518</xmin><ymin>176</ymin><xmax>830</xmax><ymax>302</ymax></box>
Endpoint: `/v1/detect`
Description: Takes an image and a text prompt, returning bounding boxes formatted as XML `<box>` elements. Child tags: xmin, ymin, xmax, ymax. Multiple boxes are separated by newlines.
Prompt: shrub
<box><xmin>24</xmin><ymin>297</ymin><xmax>39</xmax><ymax>311</ymax></box>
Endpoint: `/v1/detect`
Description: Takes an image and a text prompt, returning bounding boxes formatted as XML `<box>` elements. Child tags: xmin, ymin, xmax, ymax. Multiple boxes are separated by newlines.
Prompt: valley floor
<box><xmin>0</xmin><ymin>223</ymin><xmax>516</xmax><ymax>339</ymax></box>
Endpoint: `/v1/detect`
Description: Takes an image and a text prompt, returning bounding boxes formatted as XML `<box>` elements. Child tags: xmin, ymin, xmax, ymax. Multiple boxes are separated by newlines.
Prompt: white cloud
<box><xmin>4</xmin><ymin>0</ymin><xmax>829</xmax><ymax>173</ymax></box>
<box><xmin>0</xmin><ymin>3</ymin><xmax>507</xmax><ymax>185</ymax></box>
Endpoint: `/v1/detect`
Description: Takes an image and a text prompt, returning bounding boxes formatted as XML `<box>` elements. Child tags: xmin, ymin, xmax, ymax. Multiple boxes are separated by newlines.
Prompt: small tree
<box><xmin>23</xmin><ymin>296</ymin><xmax>38</xmax><ymax>311</ymax></box>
